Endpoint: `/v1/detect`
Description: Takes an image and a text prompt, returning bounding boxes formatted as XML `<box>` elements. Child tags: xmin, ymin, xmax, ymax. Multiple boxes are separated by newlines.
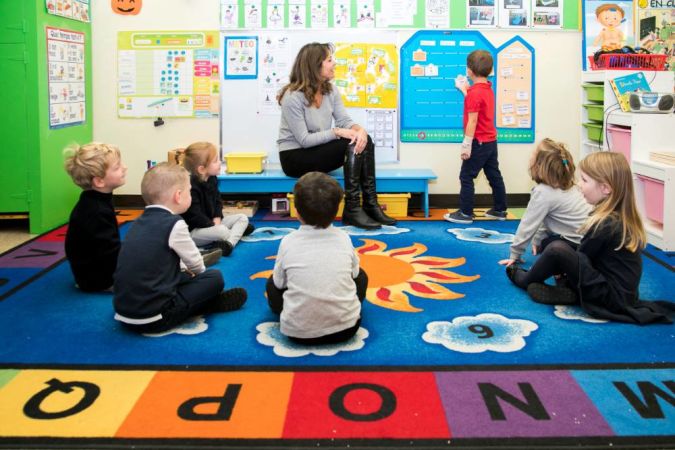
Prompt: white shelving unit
<box><xmin>580</xmin><ymin>70</ymin><xmax>675</xmax><ymax>251</ymax></box>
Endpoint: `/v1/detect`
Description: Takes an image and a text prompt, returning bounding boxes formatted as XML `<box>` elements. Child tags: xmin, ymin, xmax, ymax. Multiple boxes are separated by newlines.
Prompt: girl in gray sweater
<box><xmin>499</xmin><ymin>139</ymin><xmax>591</xmax><ymax>267</ymax></box>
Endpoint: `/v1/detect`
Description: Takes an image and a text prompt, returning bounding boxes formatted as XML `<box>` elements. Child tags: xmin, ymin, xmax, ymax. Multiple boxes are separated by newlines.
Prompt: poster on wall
<box><xmin>47</xmin><ymin>27</ymin><xmax>86</xmax><ymax>129</ymax></box>
<box><xmin>224</xmin><ymin>35</ymin><xmax>259</xmax><ymax>79</ymax></box>
<box><xmin>532</xmin><ymin>0</ymin><xmax>563</xmax><ymax>28</ymax></box>
<box><xmin>46</xmin><ymin>0</ymin><xmax>90</xmax><ymax>22</ymax></box>
<box><xmin>498</xmin><ymin>0</ymin><xmax>530</xmax><ymax>27</ymax></box>
<box><xmin>495</xmin><ymin>36</ymin><xmax>535</xmax><ymax>142</ymax></box>
<box><xmin>366</xmin><ymin>109</ymin><xmax>398</xmax><ymax>163</ymax></box>
<box><xmin>257</xmin><ymin>33</ymin><xmax>291</xmax><ymax>114</ymax></box>
<box><xmin>334</xmin><ymin>42</ymin><xmax>398</xmax><ymax>109</ymax></box>
<box><xmin>221</xmin><ymin>0</ymin><xmax>239</xmax><ymax>29</ymax></box>
<box><xmin>636</xmin><ymin>2</ymin><xmax>674</xmax><ymax>71</ymax></box>
<box><xmin>467</xmin><ymin>0</ymin><xmax>497</xmax><ymax>27</ymax></box>
<box><xmin>425</xmin><ymin>0</ymin><xmax>451</xmax><ymax>28</ymax></box>
<box><xmin>582</xmin><ymin>0</ymin><xmax>635</xmax><ymax>70</ymax></box>
<box><xmin>117</xmin><ymin>31</ymin><xmax>220</xmax><ymax>118</ymax></box>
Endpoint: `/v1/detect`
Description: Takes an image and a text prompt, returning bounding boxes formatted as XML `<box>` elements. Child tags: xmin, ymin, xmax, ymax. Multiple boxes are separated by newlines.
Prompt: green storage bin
<box><xmin>583</xmin><ymin>104</ymin><xmax>604</xmax><ymax>122</ymax></box>
<box><xmin>582</xmin><ymin>83</ymin><xmax>604</xmax><ymax>103</ymax></box>
<box><xmin>583</xmin><ymin>122</ymin><xmax>603</xmax><ymax>144</ymax></box>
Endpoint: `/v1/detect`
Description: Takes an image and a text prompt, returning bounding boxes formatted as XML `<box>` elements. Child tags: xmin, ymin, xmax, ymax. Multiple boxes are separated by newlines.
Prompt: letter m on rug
<box><xmin>478</xmin><ymin>382</ymin><xmax>551</xmax><ymax>421</ymax></box>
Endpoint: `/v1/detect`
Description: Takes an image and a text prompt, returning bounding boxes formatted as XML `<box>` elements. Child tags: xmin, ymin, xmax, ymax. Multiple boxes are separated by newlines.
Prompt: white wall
<box><xmin>92</xmin><ymin>0</ymin><xmax>582</xmax><ymax>197</ymax></box>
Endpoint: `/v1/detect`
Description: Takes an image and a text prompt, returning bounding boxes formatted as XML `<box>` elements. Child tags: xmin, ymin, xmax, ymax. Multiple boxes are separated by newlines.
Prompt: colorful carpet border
<box><xmin>1</xmin><ymin>367</ymin><xmax>673</xmax><ymax>442</ymax></box>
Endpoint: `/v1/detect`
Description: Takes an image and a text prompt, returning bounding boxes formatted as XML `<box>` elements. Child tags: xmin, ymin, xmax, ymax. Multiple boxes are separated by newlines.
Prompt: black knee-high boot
<box><xmin>342</xmin><ymin>146</ymin><xmax>381</xmax><ymax>230</ymax></box>
<box><xmin>360</xmin><ymin>139</ymin><xmax>396</xmax><ymax>226</ymax></box>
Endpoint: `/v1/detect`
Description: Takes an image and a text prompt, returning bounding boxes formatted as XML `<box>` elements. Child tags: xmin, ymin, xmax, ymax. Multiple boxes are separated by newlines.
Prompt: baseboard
<box><xmin>114</xmin><ymin>193</ymin><xmax>531</xmax><ymax>210</ymax></box>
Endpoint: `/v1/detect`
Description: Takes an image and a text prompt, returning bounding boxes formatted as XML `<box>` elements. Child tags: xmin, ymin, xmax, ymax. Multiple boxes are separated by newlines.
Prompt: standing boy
<box><xmin>445</xmin><ymin>50</ymin><xmax>507</xmax><ymax>224</ymax></box>
<box><xmin>64</xmin><ymin>143</ymin><xmax>126</xmax><ymax>292</ymax></box>
<box><xmin>113</xmin><ymin>163</ymin><xmax>246</xmax><ymax>334</ymax></box>
<box><xmin>266</xmin><ymin>172</ymin><xmax>368</xmax><ymax>345</ymax></box>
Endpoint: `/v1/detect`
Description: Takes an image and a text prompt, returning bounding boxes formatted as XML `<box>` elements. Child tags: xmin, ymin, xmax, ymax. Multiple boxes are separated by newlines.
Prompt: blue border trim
<box><xmin>223</xmin><ymin>35</ymin><xmax>258</xmax><ymax>79</ymax></box>
<box><xmin>495</xmin><ymin>35</ymin><xmax>536</xmax><ymax>143</ymax></box>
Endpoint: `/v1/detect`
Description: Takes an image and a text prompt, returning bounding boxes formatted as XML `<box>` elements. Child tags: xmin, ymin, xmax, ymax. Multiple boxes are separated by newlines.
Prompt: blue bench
<box><xmin>217</xmin><ymin>168</ymin><xmax>437</xmax><ymax>217</ymax></box>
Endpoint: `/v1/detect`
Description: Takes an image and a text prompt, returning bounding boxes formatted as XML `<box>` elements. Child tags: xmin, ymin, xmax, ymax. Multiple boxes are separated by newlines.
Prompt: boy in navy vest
<box><xmin>113</xmin><ymin>163</ymin><xmax>246</xmax><ymax>334</ymax></box>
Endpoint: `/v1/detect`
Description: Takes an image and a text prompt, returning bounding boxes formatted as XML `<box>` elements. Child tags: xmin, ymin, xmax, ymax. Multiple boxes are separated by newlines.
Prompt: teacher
<box><xmin>277</xmin><ymin>42</ymin><xmax>395</xmax><ymax>230</ymax></box>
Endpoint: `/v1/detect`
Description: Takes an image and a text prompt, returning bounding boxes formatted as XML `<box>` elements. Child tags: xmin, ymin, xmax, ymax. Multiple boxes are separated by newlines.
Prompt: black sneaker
<box><xmin>485</xmin><ymin>209</ymin><xmax>507</xmax><ymax>220</ymax></box>
<box><xmin>215</xmin><ymin>240</ymin><xmax>233</xmax><ymax>256</ymax></box>
<box><xmin>444</xmin><ymin>210</ymin><xmax>473</xmax><ymax>224</ymax></box>
<box><xmin>527</xmin><ymin>283</ymin><xmax>577</xmax><ymax>305</ymax></box>
<box><xmin>505</xmin><ymin>264</ymin><xmax>526</xmax><ymax>284</ymax></box>
<box><xmin>214</xmin><ymin>288</ymin><xmax>247</xmax><ymax>312</ymax></box>
<box><xmin>243</xmin><ymin>223</ymin><xmax>255</xmax><ymax>236</ymax></box>
<box><xmin>201</xmin><ymin>248</ymin><xmax>222</xmax><ymax>267</ymax></box>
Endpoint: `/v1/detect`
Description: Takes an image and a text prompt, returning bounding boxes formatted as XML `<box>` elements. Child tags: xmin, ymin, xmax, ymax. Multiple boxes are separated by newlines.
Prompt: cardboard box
<box><xmin>167</xmin><ymin>148</ymin><xmax>185</xmax><ymax>166</ymax></box>
<box><xmin>222</xmin><ymin>200</ymin><xmax>258</xmax><ymax>218</ymax></box>
<box><xmin>287</xmin><ymin>193</ymin><xmax>410</xmax><ymax>219</ymax></box>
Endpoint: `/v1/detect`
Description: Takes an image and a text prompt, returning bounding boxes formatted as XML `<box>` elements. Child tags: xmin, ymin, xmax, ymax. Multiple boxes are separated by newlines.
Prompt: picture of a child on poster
<box><xmin>583</xmin><ymin>0</ymin><xmax>634</xmax><ymax>68</ymax></box>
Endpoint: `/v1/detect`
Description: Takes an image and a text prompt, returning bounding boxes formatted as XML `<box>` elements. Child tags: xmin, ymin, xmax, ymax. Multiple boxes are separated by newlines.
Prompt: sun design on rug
<box><xmin>355</xmin><ymin>239</ymin><xmax>479</xmax><ymax>313</ymax></box>
<box><xmin>250</xmin><ymin>240</ymin><xmax>479</xmax><ymax>313</ymax></box>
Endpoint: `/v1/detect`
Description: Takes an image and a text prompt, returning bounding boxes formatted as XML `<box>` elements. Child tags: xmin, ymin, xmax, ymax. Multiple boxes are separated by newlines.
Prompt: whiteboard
<box><xmin>219</xmin><ymin>30</ymin><xmax>408</xmax><ymax>164</ymax></box>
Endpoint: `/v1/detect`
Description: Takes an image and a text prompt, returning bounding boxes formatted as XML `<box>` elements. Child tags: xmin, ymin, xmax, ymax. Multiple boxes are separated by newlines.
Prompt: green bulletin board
<box><xmin>221</xmin><ymin>0</ymin><xmax>580</xmax><ymax>30</ymax></box>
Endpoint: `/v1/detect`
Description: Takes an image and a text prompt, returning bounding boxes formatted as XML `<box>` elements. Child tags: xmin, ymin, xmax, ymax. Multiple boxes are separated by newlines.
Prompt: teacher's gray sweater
<box><xmin>277</xmin><ymin>89</ymin><xmax>355</xmax><ymax>151</ymax></box>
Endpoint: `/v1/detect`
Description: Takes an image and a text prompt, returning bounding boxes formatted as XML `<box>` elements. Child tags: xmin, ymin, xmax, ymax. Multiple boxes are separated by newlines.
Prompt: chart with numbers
<box><xmin>117</xmin><ymin>31</ymin><xmax>220</xmax><ymax>118</ymax></box>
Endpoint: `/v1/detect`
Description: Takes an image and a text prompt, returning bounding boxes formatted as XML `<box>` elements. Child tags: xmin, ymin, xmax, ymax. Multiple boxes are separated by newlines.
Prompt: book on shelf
<box><xmin>609</xmin><ymin>73</ymin><xmax>651</xmax><ymax>112</ymax></box>
<box><xmin>222</xmin><ymin>200</ymin><xmax>258</xmax><ymax>217</ymax></box>
<box><xmin>649</xmin><ymin>151</ymin><xmax>675</xmax><ymax>166</ymax></box>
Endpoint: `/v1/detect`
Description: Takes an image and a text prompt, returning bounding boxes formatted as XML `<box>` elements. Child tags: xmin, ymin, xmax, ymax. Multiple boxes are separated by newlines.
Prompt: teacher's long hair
<box><xmin>277</xmin><ymin>42</ymin><xmax>334</xmax><ymax>107</ymax></box>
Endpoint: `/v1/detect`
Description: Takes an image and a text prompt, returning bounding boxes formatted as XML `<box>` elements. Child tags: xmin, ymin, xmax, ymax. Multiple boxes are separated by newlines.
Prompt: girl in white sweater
<box><xmin>499</xmin><ymin>138</ymin><xmax>591</xmax><ymax>268</ymax></box>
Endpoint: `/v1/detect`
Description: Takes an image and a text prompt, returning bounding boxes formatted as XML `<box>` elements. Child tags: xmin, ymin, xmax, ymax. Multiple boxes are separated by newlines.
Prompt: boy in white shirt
<box><xmin>267</xmin><ymin>172</ymin><xmax>368</xmax><ymax>344</ymax></box>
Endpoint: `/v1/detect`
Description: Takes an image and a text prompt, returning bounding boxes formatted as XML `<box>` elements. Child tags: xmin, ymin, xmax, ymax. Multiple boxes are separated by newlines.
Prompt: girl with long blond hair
<box><xmin>507</xmin><ymin>152</ymin><xmax>674</xmax><ymax>324</ymax></box>
<box><xmin>277</xmin><ymin>42</ymin><xmax>395</xmax><ymax>230</ymax></box>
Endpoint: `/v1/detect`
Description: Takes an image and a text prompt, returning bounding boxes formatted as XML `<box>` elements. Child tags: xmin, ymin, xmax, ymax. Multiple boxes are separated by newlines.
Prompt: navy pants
<box><xmin>459</xmin><ymin>140</ymin><xmax>507</xmax><ymax>215</ymax></box>
<box><xmin>121</xmin><ymin>269</ymin><xmax>224</xmax><ymax>334</ymax></box>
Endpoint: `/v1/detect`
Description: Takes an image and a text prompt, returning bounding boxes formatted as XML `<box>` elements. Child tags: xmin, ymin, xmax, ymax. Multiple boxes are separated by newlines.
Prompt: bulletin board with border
<box><xmin>400</xmin><ymin>30</ymin><xmax>535</xmax><ymax>143</ymax></box>
<box><xmin>219</xmin><ymin>0</ymin><xmax>580</xmax><ymax>30</ymax></box>
<box><xmin>117</xmin><ymin>31</ymin><xmax>221</xmax><ymax>118</ymax></box>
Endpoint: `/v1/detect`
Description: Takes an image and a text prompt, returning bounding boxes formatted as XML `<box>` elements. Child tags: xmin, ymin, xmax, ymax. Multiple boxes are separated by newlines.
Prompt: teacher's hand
<box><xmin>353</xmin><ymin>128</ymin><xmax>368</xmax><ymax>154</ymax></box>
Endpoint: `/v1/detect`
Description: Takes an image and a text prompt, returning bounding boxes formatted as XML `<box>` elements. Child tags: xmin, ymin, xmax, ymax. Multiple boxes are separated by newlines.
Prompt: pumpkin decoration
<box><xmin>111</xmin><ymin>0</ymin><xmax>142</xmax><ymax>15</ymax></box>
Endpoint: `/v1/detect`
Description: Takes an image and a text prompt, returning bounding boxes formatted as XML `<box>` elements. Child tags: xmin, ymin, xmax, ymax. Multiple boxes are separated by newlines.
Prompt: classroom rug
<box><xmin>0</xmin><ymin>214</ymin><xmax>674</xmax><ymax>450</ymax></box>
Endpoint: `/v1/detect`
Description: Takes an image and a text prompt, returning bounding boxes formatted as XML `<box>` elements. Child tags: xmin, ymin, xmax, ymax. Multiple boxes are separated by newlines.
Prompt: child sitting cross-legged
<box><xmin>64</xmin><ymin>142</ymin><xmax>127</xmax><ymax>292</ymax></box>
<box><xmin>499</xmin><ymin>138</ymin><xmax>591</xmax><ymax>267</ymax></box>
<box><xmin>113</xmin><ymin>163</ymin><xmax>247</xmax><ymax>334</ymax></box>
<box><xmin>181</xmin><ymin>142</ymin><xmax>254</xmax><ymax>257</ymax></box>
<box><xmin>266</xmin><ymin>172</ymin><xmax>368</xmax><ymax>344</ymax></box>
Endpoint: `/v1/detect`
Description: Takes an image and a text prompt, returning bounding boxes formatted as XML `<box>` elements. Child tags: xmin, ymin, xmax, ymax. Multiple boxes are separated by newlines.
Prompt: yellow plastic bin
<box><xmin>223</xmin><ymin>152</ymin><xmax>267</xmax><ymax>174</ymax></box>
<box><xmin>287</xmin><ymin>193</ymin><xmax>411</xmax><ymax>219</ymax></box>
<box><xmin>582</xmin><ymin>83</ymin><xmax>604</xmax><ymax>103</ymax></box>
<box><xmin>583</xmin><ymin>104</ymin><xmax>604</xmax><ymax>122</ymax></box>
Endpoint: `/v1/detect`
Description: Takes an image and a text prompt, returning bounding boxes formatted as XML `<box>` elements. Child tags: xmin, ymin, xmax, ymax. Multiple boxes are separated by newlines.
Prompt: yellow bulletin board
<box><xmin>334</xmin><ymin>42</ymin><xmax>398</xmax><ymax>109</ymax></box>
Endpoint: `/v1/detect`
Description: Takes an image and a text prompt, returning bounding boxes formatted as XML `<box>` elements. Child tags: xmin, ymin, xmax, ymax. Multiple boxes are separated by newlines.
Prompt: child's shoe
<box><xmin>444</xmin><ymin>210</ymin><xmax>473</xmax><ymax>224</ymax></box>
<box><xmin>505</xmin><ymin>264</ymin><xmax>526</xmax><ymax>284</ymax></box>
<box><xmin>243</xmin><ymin>223</ymin><xmax>255</xmax><ymax>236</ymax></box>
<box><xmin>214</xmin><ymin>240</ymin><xmax>233</xmax><ymax>256</ymax></box>
<box><xmin>214</xmin><ymin>287</ymin><xmax>247</xmax><ymax>312</ymax></box>
<box><xmin>485</xmin><ymin>209</ymin><xmax>507</xmax><ymax>220</ymax></box>
<box><xmin>201</xmin><ymin>248</ymin><xmax>223</xmax><ymax>267</ymax></box>
<box><xmin>526</xmin><ymin>283</ymin><xmax>577</xmax><ymax>305</ymax></box>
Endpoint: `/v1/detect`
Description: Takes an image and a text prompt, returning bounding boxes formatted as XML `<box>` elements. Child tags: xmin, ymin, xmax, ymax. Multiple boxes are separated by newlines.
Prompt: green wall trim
<box><xmin>27</xmin><ymin>0</ymin><xmax>92</xmax><ymax>234</ymax></box>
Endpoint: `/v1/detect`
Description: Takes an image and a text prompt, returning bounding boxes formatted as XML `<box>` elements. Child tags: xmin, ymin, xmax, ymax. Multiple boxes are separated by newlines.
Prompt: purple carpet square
<box><xmin>435</xmin><ymin>370</ymin><xmax>613</xmax><ymax>438</ymax></box>
<box><xmin>0</xmin><ymin>241</ymin><xmax>65</xmax><ymax>269</ymax></box>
